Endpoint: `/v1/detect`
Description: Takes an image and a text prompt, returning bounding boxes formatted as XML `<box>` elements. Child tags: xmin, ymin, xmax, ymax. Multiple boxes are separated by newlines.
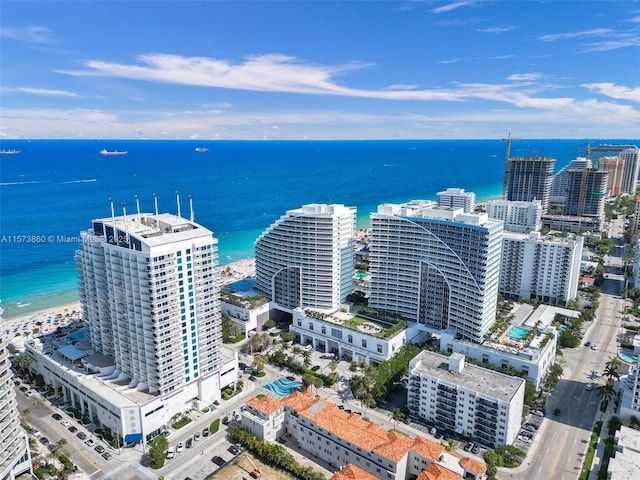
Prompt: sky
<box><xmin>1</xmin><ymin>0</ymin><xmax>639</xmax><ymax>140</ymax></box>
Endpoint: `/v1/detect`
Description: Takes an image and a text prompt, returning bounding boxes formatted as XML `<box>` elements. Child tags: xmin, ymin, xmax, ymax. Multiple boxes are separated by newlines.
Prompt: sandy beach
<box><xmin>0</xmin><ymin>258</ymin><xmax>256</xmax><ymax>344</ymax></box>
<box><xmin>1</xmin><ymin>301</ymin><xmax>82</xmax><ymax>344</ymax></box>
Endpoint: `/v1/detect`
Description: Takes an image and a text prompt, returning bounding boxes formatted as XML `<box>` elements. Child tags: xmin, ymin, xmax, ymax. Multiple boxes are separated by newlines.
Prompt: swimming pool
<box><xmin>355</xmin><ymin>272</ymin><xmax>370</xmax><ymax>280</ymax></box>
<box><xmin>264</xmin><ymin>377</ymin><xmax>302</xmax><ymax>398</ymax></box>
<box><xmin>228</xmin><ymin>279</ymin><xmax>255</xmax><ymax>291</ymax></box>
<box><xmin>621</xmin><ymin>353</ymin><xmax>638</xmax><ymax>364</ymax></box>
<box><xmin>508</xmin><ymin>326</ymin><xmax>531</xmax><ymax>340</ymax></box>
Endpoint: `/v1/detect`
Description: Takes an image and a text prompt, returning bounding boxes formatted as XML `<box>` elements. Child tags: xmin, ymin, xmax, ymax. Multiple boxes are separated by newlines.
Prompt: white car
<box><xmin>591</xmin><ymin>343</ymin><xmax>597</xmax><ymax>350</ymax></box>
<box><xmin>61</xmin><ymin>420</ymin><xmax>71</xmax><ymax>427</ymax></box>
<box><xmin>176</xmin><ymin>442</ymin><xmax>183</xmax><ymax>453</ymax></box>
<box><xmin>85</xmin><ymin>439</ymin><xmax>95</xmax><ymax>447</ymax></box>
<box><xmin>166</xmin><ymin>447</ymin><xmax>175</xmax><ymax>459</ymax></box>
<box><xmin>25</xmin><ymin>390</ymin><xmax>33</xmax><ymax>397</ymax></box>
<box><xmin>586</xmin><ymin>383</ymin><xmax>593</xmax><ymax>391</ymax></box>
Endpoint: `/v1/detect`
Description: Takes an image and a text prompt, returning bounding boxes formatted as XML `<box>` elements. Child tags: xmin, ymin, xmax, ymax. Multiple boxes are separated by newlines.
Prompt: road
<box><xmin>506</xmin><ymin>218</ymin><xmax>628</xmax><ymax>480</ymax></box>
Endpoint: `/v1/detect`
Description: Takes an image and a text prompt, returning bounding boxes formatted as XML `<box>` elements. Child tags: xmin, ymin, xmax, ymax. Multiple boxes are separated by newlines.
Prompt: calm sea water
<box><xmin>0</xmin><ymin>138</ymin><xmax>635</xmax><ymax>319</ymax></box>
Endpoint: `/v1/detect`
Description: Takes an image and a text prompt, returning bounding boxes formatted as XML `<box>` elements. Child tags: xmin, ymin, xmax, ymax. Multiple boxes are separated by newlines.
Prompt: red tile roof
<box><xmin>418</xmin><ymin>463</ymin><xmax>462</xmax><ymax>480</ymax></box>
<box><xmin>329</xmin><ymin>464</ymin><xmax>379</xmax><ymax>480</ymax></box>
<box><xmin>245</xmin><ymin>395</ymin><xmax>284</xmax><ymax>415</ymax></box>
<box><xmin>411</xmin><ymin>436</ymin><xmax>445</xmax><ymax>461</ymax></box>
<box><xmin>459</xmin><ymin>456</ymin><xmax>488</xmax><ymax>474</ymax></box>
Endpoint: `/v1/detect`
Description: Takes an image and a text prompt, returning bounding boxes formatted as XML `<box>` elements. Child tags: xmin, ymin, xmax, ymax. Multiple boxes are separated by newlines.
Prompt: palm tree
<box><xmin>47</xmin><ymin>438</ymin><xmax>67</xmax><ymax>463</ymax></box>
<box><xmin>598</xmin><ymin>379</ymin><xmax>616</xmax><ymax>405</ymax></box>
<box><xmin>301</xmin><ymin>351</ymin><xmax>312</xmax><ymax>369</ymax></box>
<box><xmin>301</xmin><ymin>374</ymin><xmax>315</xmax><ymax>392</ymax></box>
<box><xmin>604</xmin><ymin>364</ymin><xmax>621</xmax><ymax>382</ymax></box>
<box><xmin>389</xmin><ymin>407</ymin><xmax>405</xmax><ymax>430</ymax></box>
<box><xmin>291</xmin><ymin>346</ymin><xmax>303</xmax><ymax>365</ymax></box>
<box><xmin>445</xmin><ymin>439</ymin><xmax>458</xmax><ymax>452</ymax></box>
<box><xmin>328</xmin><ymin>359</ymin><xmax>338</xmax><ymax>375</ymax></box>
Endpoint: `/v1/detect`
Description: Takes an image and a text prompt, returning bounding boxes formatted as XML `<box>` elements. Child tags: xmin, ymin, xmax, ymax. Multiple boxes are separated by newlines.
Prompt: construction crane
<box><xmin>574</xmin><ymin>141</ymin><xmax>592</xmax><ymax>217</ymax></box>
<box><xmin>502</xmin><ymin>133</ymin><xmax>523</xmax><ymax>199</ymax></box>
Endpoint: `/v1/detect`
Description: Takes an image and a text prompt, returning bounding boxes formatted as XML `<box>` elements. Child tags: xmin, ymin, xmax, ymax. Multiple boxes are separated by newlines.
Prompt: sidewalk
<box><xmin>589</xmin><ymin>390</ymin><xmax>616</xmax><ymax>479</ymax></box>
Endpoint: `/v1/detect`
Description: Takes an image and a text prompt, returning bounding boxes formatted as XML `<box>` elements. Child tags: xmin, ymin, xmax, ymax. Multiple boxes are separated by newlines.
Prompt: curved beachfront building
<box><xmin>254</xmin><ymin>204</ymin><xmax>356</xmax><ymax>312</ymax></box>
<box><xmin>369</xmin><ymin>201</ymin><xmax>503</xmax><ymax>343</ymax></box>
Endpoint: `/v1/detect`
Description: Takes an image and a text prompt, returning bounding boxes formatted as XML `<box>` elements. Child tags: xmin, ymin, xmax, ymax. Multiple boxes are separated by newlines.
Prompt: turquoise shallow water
<box><xmin>264</xmin><ymin>377</ymin><xmax>302</xmax><ymax>398</ymax></box>
<box><xmin>508</xmin><ymin>326</ymin><xmax>531</xmax><ymax>340</ymax></box>
<box><xmin>1</xmin><ymin>138</ymin><xmax>635</xmax><ymax>319</ymax></box>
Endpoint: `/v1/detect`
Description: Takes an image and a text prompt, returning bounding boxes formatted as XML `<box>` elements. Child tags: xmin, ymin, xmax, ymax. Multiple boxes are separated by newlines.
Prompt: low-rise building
<box><xmin>23</xmin><ymin>324</ymin><xmax>238</xmax><ymax>445</ymax></box>
<box><xmin>408</xmin><ymin>351</ymin><xmax>525</xmax><ymax>448</ymax></box>
<box><xmin>289</xmin><ymin>307</ymin><xmax>408</xmax><ymax>366</ymax></box>
<box><xmin>440</xmin><ymin>323</ymin><xmax>557</xmax><ymax>391</ymax></box>
<box><xmin>241</xmin><ymin>391</ymin><xmax>487</xmax><ymax>480</ymax></box>
<box><xmin>607</xmin><ymin>426</ymin><xmax>640</xmax><ymax>479</ymax></box>
<box><xmin>220</xmin><ymin>286</ymin><xmax>270</xmax><ymax>336</ymax></box>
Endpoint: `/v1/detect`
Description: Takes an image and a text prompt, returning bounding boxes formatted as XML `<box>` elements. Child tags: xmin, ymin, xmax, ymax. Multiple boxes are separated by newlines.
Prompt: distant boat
<box><xmin>0</xmin><ymin>149</ymin><xmax>21</xmax><ymax>155</ymax></box>
<box><xmin>100</xmin><ymin>149</ymin><xmax>128</xmax><ymax>156</ymax></box>
<box><xmin>195</xmin><ymin>147</ymin><xmax>209</xmax><ymax>153</ymax></box>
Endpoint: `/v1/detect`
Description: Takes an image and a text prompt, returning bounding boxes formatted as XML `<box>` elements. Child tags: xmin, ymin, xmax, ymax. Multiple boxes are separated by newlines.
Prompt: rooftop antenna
<box><xmin>175</xmin><ymin>190</ymin><xmax>181</xmax><ymax>218</ymax></box>
<box><xmin>189</xmin><ymin>194</ymin><xmax>194</xmax><ymax>222</ymax></box>
<box><xmin>121</xmin><ymin>202</ymin><xmax>129</xmax><ymax>246</ymax></box>
<box><xmin>134</xmin><ymin>194</ymin><xmax>141</xmax><ymax>223</ymax></box>
<box><xmin>153</xmin><ymin>192</ymin><xmax>159</xmax><ymax>225</ymax></box>
<box><xmin>501</xmin><ymin>132</ymin><xmax>523</xmax><ymax>200</ymax></box>
<box><xmin>108</xmin><ymin>196</ymin><xmax>115</xmax><ymax>224</ymax></box>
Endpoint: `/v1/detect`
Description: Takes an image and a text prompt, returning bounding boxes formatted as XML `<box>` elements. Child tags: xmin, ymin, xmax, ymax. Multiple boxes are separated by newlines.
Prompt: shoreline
<box><xmin>1</xmin><ymin>258</ymin><xmax>256</xmax><ymax>324</ymax></box>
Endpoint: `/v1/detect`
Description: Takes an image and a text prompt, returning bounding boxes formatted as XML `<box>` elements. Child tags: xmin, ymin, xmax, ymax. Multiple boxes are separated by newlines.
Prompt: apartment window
<box><xmin>348</xmin><ymin>335</ymin><xmax>353</xmax><ymax>344</ymax></box>
<box><xmin>321</xmin><ymin>326</ymin><xmax>326</xmax><ymax>334</ymax></box>
<box><xmin>377</xmin><ymin>344</ymin><xmax>383</xmax><ymax>353</ymax></box>
<box><xmin>309</xmin><ymin>323</ymin><xmax>314</xmax><ymax>331</ymax></box>
<box><xmin>362</xmin><ymin>339</ymin><xmax>367</xmax><ymax>348</ymax></box>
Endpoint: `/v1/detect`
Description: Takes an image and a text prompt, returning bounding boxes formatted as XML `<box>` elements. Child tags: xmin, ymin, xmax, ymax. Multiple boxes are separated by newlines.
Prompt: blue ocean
<box><xmin>0</xmin><ymin>138</ymin><xmax>636</xmax><ymax>319</ymax></box>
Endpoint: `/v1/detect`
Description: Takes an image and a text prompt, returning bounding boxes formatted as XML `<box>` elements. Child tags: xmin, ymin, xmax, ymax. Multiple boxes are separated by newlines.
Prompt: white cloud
<box><xmin>386</xmin><ymin>84</ymin><xmax>418</xmax><ymax>90</ymax></box>
<box><xmin>537</xmin><ymin>28</ymin><xmax>612</xmax><ymax>42</ymax></box>
<box><xmin>12</xmin><ymin>87</ymin><xmax>79</xmax><ymax>97</ymax></box>
<box><xmin>507</xmin><ymin>73</ymin><xmax>543</xmax><ymax>82</ymax></box>
<box><xmin>0</xmin><ymin>25</ymin><xmax>54</xmax><ymax>43</ymax></box>
<box><xmin>477</xmin><ymin>26</ymin><xmax>515</xmax><ymax>34</ymax></box>
<box><xmin>431</xmin><ymin>1</ymin><xmax>473</xmax><ymax>14</ymax></box>
<box><xmin>582</xmin><ymin>83</ymin><xmax>640</xmax><ymax>103</ymax></box>
<box><xmin>579</xmin><ymin>37</ymin><xmax>640</xmax><ymax>52</ymax></box>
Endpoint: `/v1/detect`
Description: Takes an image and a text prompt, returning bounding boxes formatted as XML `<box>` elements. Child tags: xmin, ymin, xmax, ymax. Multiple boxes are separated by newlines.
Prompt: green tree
<box><xmin>598</xmin><ymin>379</ymin><xmax>616</xmax><ymax>404</ymax></box>
<box><xmin>47</xmin><ymin>438</ymin><xmax>67</xmax><ymax>464</ymax></box>
<box><xmin>147</xmin><ymin>434</ymin><xmax>168</xmax><ymax>469</ymax></box>
<box><xmin>301</xmin><ymin>350</ymin><xmax>312</xmax><ymax>368</ymax></box>
<box><xmin>559</xmin><ymin>329</ymin><xmax>580</xmax><ymax>348</ymax></box>
<box><xmin>301</xmin><ymin>374</ymin><xmax>316</xmax><ymax>392</ymax></box>
<box><xmin>445</xmin><ymin>439</ymin><xmax>458</xmax><ymax>452</ymax></box>
<box><xmin>389</xmin><ymin>407</ymin><xmax>405</xmax><ymax>430</ymax></box>
<box><xmin>313</xmin><ymin>376</ymin><xmax>324</xmax><ymax>393</ymax></box>
<box><xmin>291</xmin><ymin>345</ymin><xmax>302</xmax><ymax>365</ymax></box>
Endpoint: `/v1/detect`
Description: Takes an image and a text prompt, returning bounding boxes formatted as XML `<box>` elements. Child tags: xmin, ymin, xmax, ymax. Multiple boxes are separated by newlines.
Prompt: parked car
<box><xmin>176</xmin><ymin>442</ymin><xmax>184</xmax><ymax>453</ymax></box>
<box><xmin>286</xmin><ymin>376</ymin><xmax>296</xmax><ymax>381</ymax></box>
<box><xmin>25</xmin><ymin>391</ymin><xmax>33</xmax><ymax>397</ymax></box>
<box><xmin>311</xmin><ymin>365</ymin><xmax>320</xmax><ymax>371</ymax></box>
<box><xmin>186</xmin><ymin>438</ymin><xmax>193</xmax><ymax>449</ymax></box>
<box><xmin>212</xmin><ymin>456</ymin><xmax>225</xmax><ymax>466</ymax></box>
<box><xmin>464</xmin><ymin>442</ymin><xmax>474</xmax><ymax>452</ymax></box>
<box><xmin>471</xmin><ymin>445</ymin><xmax>480</xmax><ymax>454</ymax></box>
<box><xmin>228</xmin><ymin>445</ymin><xmax>240</xmax><ymax>455</ymax></box>
<box><xmin>166</xmin><ymin>447</ymin><xmax>175</xmax><ymax>459</ymax></box>
<box><xmin>85</xmin><ymin>439</ymin><xmax>95</xmax><ymax>447</ymax></box>
<box><xmin>61</xmin><ymin>420</ymin><xmax>70</xmax><ymax>427</ymax></box>
<box><xmin>203</xmin><ymin>427</ymin><xmax>209</xmax><ymax>437</ymax></box>
<box><xmin>39</xmin><ymin>437</ymin><xmax>49</xmax><ymax>446</ymax></box>
<box><xmin>429</xmin><ymin>427</ymin><xmax>437</xmax><ymax>435</ymax></box>
<box><xmin>531</xmin><ymin>410</ymin><xmax>544</xmax><ymax>417</ymax></box>
<box><xmin>94</xmin><ymin>445</ymin><xmax>105</xmax><ymax>454</ymax></box>
<box><xmin>222</xmin><ymin>416</ymin><xmax>229</xmax><ymax>425</ymax></box>
<box><xmin>586</xmin><ymin>383</ymin><xmax>593</xmax><ymax>391</ymax></box>
<box><xmin>77</xmin><ymin>432</ymin><xmax>87</xmax><ymax>440</ymax></box>
<box><xmin>52</xmin><ymin>413</ymin><xmax>62</xmax><ymax>421</ymax></box>
<box><xmin>194</xmin><ymin>432</ymin><xmax>201</xmax><ymax>442</ymax></box>
<box><xmin>68</xmin><ymin>426</ymin><xmax>77</xmax><ymax>433</ymax></box>
<box><xmin>102</xmin><ymin>452</ymin><xmax>112</xmax><ymax>460</ymax></box>
<box><xmin>584</xmin><ymin>341</ymin><xmax>591</xmax><ymax>347</ymax></box>
<box><xmin>591</xmin><ymin>343</ymin><xmax>597</xmax><ymax>350</ymax></box>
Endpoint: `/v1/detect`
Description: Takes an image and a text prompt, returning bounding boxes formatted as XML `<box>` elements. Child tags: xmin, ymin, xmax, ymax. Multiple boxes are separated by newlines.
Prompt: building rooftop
<box><xmin>27</xmin><ymin>323</ymin><xmax>236</xmax><ymax>407</ymax></box>
<box><xmin>417</xmin><ymin>463</ymin><xmax>461</xmax><ymax>480</ymax></box>
<box><xmin>245</xmin><ymin>390</ymin><xmax>485</xmax><ymax>473</ymax></box>
<box><xmin>410</xmin><ymin>350</ymin><xmax>525</xmax><ymax>403</ymax></box>
<box><xmin>329</xmin><ymin>464</ymin><xmax>379</xmax><ymax>480</ymax></box>
<box><xmin>90</xmin><ymin>212</ymin><xmax>214</xmax><ymax>248</ymax></box>
<box><xmin>608</xmin><ymin>426</ymin><xmax>640</xmax><ymax>480</ymax></box>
